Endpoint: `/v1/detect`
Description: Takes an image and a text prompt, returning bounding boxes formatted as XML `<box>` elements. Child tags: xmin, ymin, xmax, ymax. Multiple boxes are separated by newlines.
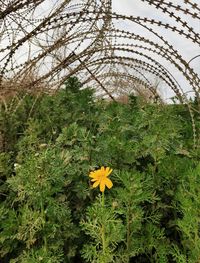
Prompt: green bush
<box><xmin>0</xmin><ymin>77</ymin><xmax>199</xmax><ymax>262</ymax></box>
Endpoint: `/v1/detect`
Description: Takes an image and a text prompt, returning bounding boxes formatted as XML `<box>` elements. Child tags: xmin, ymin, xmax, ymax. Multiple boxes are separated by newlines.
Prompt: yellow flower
<box><xmin>89</xmin><ymin>166</ymin><xmax>113</xmax><ymax>192</ymax></box>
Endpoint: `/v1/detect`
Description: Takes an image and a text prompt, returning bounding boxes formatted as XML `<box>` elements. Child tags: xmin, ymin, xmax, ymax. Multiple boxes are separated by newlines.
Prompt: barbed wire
<box><xmin>0</xmin><ymin>0</ymin><xmax>199</xmax><ymax>145</ymax></box>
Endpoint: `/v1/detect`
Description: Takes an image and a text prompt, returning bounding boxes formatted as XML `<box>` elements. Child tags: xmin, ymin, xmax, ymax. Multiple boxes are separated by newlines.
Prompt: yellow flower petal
<box><xmin>105</xmin><ymin>167</ymin><xmax>113</xmax><ymax>177</ymax></box>
<box><xmin>89</xmin><ymin>167</ymin><xmax>113</xmax><ymax>192</ymax></box>
<box><xmin>89</xmin><ymin>169</ymin><xmax>102</xmax><ymax>179</ymax></box>
<box><xmin>105</xmin><ymin>178</ymin><xmax>113</xmax><ymax>189</ymax></box>
<box><xmin>91</xmin><ymin>178</ymin><xmax>98</xmax><ymax>182</ymax></box>
<box><xmin>93</xmin><ymin>180</ymin><xmax>100</xmax><ymax>188</ymax></box>
<box><xmin>100</xmin><ymin>166</ymin><xmax>105</xmax><ymax>172</ymax></box>
<box><xmin>89</xmin><ymin>172</ymin><xmax>97</xmax><ymax>178</ymax></box>
<box><xmin>100</xmin><ymin>181</ymin><xmax>105</xmax><ymax>192</ymax></box>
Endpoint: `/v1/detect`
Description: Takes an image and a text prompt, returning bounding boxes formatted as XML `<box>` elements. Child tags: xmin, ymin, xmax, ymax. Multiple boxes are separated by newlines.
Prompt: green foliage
<box><xmin>1</xmin><ymin>144</ymin><xmax>77</xmax><ymax>262</ymax></box>
<box><xmin>173</xmin><ymin>163</ymin><xmax>200</xmax><ymax>262</ymax></box>
<box><xmin>0</xmin><ymin>77</ymin><xmax>199</xmax><ymax>262</ymax></box>
<box><xmin>81</xmin><ymin>195</ymin><xmax>124</xmax><ymax>263</ymax></box>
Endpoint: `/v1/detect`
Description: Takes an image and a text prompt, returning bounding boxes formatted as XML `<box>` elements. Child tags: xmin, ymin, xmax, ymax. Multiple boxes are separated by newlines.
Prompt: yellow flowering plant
<box><xmin>87</xmin><ymin>166</ymin><xmax>114</xmax><ymax>261</ymax></box>
<box><xmin>89</xmin><ymin>166</ymin><xmax>113</xmax><ymax>192</ymax></box>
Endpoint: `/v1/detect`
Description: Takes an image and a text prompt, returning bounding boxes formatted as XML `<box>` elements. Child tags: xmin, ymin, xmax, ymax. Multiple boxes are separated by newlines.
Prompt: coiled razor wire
<box><xmin>0</xmin><ymin>0</ymin><xmax>199</xmax><ymax>146</ymax></box>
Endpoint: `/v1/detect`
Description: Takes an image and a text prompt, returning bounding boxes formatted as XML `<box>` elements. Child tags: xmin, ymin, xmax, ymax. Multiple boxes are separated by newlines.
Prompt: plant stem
<box><xmin>102</xmin><ymin>191</ymin><xmax>105</xmax><ymax>207</ymax></box>
<box><xmin>41</xmin><ymin>199</ymin><xmax>47</xmax><ymax>252</ymax></box>
<box><xmin>126</xmin><ymin>203</ymin><xmax>131</xmax><ymax>263</ymax></box>
<box><xmin>126</xmin><ymin>204</ymin><xmax>130</xmax><ymax>253</ymax></box>
<box><xmin>101</xmin><ymin>191</ymin><xmax>106</xmax><ymax>256</ymax></box>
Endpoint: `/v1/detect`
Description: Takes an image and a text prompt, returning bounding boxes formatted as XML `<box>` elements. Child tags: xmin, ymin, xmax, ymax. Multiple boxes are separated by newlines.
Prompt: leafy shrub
<box><xmin>0</xmin><ymin>77</ymin><xmax>199</xmax><ymax>262</ymax></box>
